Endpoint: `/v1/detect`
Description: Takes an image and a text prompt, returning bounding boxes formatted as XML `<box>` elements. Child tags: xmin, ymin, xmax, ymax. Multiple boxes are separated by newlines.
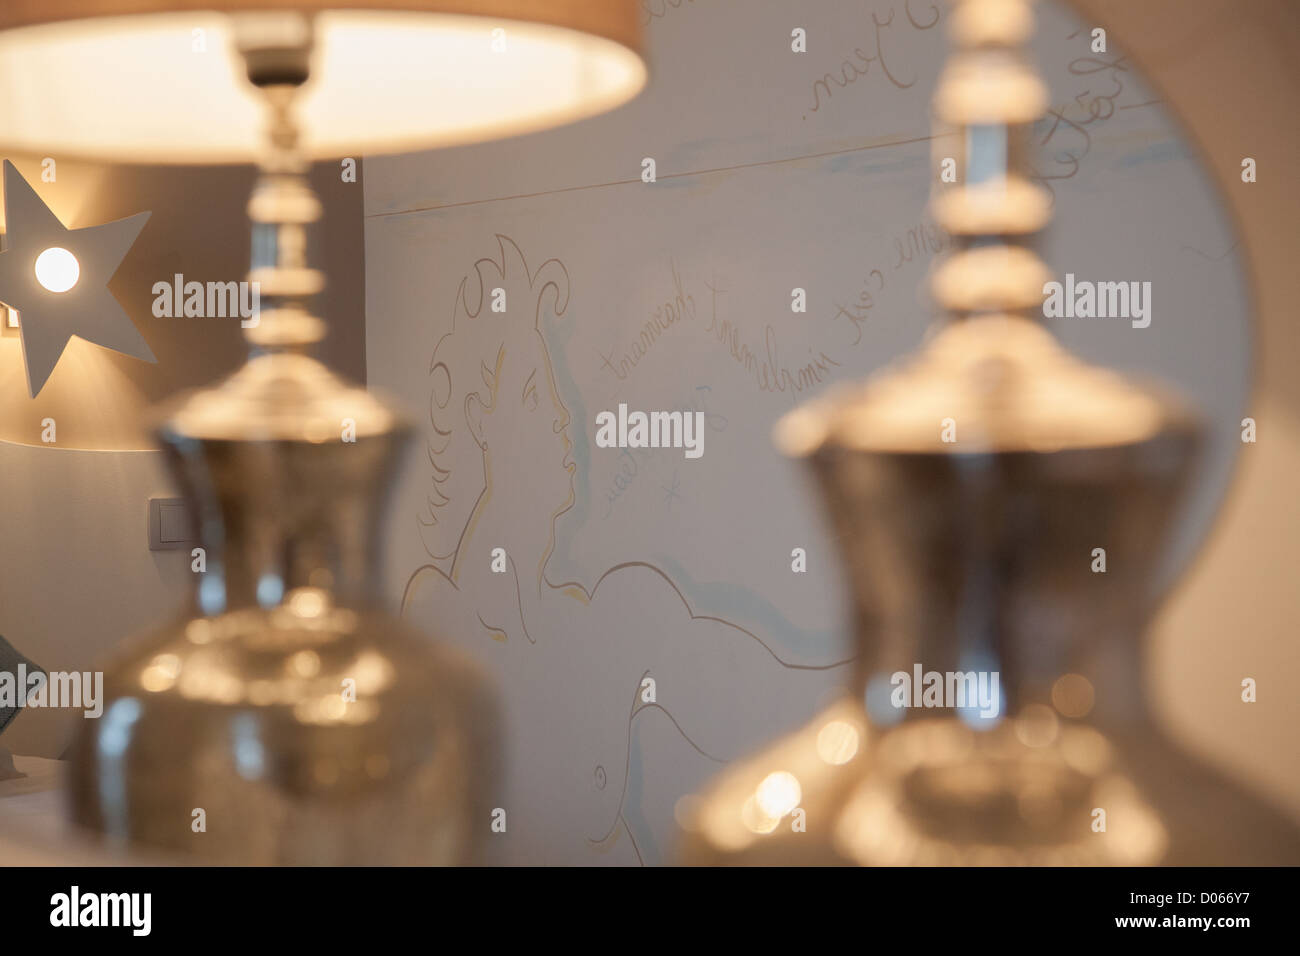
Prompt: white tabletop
<box><xmin>0</xmin><ymin>755</ymin><xmax>145</xmax><ymax>865</ymax></box>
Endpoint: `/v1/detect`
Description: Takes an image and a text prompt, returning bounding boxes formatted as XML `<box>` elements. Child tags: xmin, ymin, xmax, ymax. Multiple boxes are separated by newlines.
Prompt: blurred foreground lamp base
<box><xmin>679</xmin><ymin>0</ymin><xmax>1300</xmax><ymax>867</ymax></box>
<box><xmin>680</xmin><ymin>325</ymin><xmax>1300</xmax><ymax>866</ymax></box>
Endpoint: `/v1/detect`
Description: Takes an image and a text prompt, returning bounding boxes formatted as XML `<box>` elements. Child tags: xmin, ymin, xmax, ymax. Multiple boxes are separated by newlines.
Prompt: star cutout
<box><xmin>0</xmin><ymin>160</ymin><xmax>153</xmax><ymax>397</ymax></box>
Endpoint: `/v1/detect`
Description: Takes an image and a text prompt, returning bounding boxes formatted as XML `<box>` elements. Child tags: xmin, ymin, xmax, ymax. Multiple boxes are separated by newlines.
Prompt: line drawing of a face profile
<box><xmin>401</xmin><ymin>235</ymin><xmax>850</xmax><ymax>864</ymax></box>
<box><xmin>414</xmin><ymin>234</ymin><xmax>576</xmax><ymax>612</ymax></box>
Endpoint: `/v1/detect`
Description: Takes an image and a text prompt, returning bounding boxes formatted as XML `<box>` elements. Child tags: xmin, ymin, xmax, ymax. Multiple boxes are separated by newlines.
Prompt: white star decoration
<box><xmin>0</xmin><ymin>160</ymin><xmax>153</xmax><ymax>397</ymax></box>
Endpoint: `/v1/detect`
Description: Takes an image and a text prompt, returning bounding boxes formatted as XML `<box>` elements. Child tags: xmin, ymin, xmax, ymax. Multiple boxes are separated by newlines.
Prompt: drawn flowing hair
<box><xmin>419</xmin><ymin>235</ymin><xmax>571</xmax><ymax>566</ymax></box>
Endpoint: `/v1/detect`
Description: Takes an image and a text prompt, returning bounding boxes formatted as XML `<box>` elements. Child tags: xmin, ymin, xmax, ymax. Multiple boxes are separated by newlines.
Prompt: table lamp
<box><xmin>679</xmin><ymin>0</ymin><xmax>1300</xmax><ymax>865</ymax></box>
<box><xmin>0</xmin><ymin>1</ymin><xmax>645</xmax><ymax>863</ymax></box>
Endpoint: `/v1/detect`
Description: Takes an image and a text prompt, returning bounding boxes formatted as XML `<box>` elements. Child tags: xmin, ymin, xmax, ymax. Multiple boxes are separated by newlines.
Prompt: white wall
<box><xmin>0</xmin><ymin>441</ymin><xmax>191</xmax><ymax>757</ymax></box>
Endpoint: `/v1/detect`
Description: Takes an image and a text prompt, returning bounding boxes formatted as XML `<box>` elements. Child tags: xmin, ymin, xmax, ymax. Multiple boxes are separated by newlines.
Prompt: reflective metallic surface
<box><xmin>681</xmin><ymin>405</ymin><xmax>1300</xmax><ymax>863</ymax></box>
<box><xmin>679</xmin><ymin>0</ymin><xmax>1300</xmax><ymax>866</ymax></box>
<box><xmin>680</xmin><ymin>347</ymin><xmax>1289</xmax><ymax>864</ymax></box>
<box><xmin>66</xmin><ymin>402</ymin><xmax>500</xmax><ymax>864</ymax></box>
<box><xmin>65</xmin><ymin>21</ymin><xmax>498</xmax><ymax>864</ymax></box>
<box><xmin>67</xmin><ymin>592</ymin><xmax>497</xmax><ymax>864</ymax></box>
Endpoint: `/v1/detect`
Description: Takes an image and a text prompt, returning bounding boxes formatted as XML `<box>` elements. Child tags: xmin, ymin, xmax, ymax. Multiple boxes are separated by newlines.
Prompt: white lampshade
<box><xmin>0</xmin><ymin>1</ymin><xmax>646</xmax><ymax>163</ymax></box>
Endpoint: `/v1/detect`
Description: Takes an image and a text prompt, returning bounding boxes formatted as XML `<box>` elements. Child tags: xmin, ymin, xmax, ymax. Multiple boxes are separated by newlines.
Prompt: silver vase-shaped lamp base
<box><xmin>66</xmin><ymin>17</ymin><xmax>499</xmax><ymax>864</ymax></box>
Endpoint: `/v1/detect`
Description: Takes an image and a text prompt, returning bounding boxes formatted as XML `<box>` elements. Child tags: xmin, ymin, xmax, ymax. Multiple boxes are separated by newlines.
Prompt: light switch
<box><xmin>149</xmin><ymin>497</ymin><xmax>197</xmax><ymax>551</ymax></box>
<box><xmin>159</xmin><ymin>501</ymin><xmax>191</xmax><ymax>542</ymax></box>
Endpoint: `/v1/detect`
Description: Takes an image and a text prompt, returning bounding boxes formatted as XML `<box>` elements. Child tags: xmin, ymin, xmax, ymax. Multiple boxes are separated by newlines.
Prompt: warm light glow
<box><xmin>286</xmin><ymin>586</ymin><xmax>328</xmax><ymax>619</ymax></box>
<box><xmin>802</xmin><ymin>315</ymin><xmax>1169</xmax><ymax>455</ymax></box>
<box><xmin>0</xmin><ymin>11</ymin><xmax>646</xmax><ymax>163</ymax></box>
<box><xmin>185</xmin><ymin>620</ymin><xmax>213</xmax><ymax>645</ymax></box>
<box><xmin>673</xmin><ymin>794</ymin><xmax>703</xmax><ymax>832</ymax></box>
<box><xmin>289</xmin><ymin>650</ymin><xmax>322</xmax><ymax>678</ymax></box>
<box><xmin>815</xmin><ymin>720</ymin><xmax>861</xmax><ymax>765</ymax></box>
<box><xmin>1013</xmin><ymin>703</ymin><xmax>1060</xmax><ymax>749</ymax></box>
<box><xmin>140</xmin><ymin>653</ymin><xmax>181</xmax><ymax>692</ymax></box>
<box><xmin>740</xmin><ymin>794</ymin><xmax>780</xmax><ymax>835</ymax></box>
<box><xmin>755</xmin><ymin>771</ymin><xmax>802</xmax><ymax>819</ymax></box>
<box><xmin>1051</xmin><ymin>673</ymin><xmax>1096</xmax><ymax>718</ymax></box>
<box><xmin>34</xmin><ymin>246</ymin><xmax>79</xmax><ymax>292</ymax></box>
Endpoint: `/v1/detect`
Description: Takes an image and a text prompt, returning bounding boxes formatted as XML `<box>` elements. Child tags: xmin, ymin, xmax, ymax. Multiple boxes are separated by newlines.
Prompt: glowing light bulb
<box><xmin>34</xmin><ymin>246</ymin><xmax>79</xmax><ymax>293</ymax></box>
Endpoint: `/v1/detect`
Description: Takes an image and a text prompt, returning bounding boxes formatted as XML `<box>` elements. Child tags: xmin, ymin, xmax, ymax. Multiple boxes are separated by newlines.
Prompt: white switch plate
<box><xmin>148</xmin><ymin>497</ymin><xmax>196</xmax><ymax>551</ymax></box>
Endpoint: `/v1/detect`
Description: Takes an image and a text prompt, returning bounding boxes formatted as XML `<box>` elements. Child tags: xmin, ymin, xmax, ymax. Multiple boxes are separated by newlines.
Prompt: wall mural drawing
<box><xmin>400</xmin><ymin>236</ymin><xmax>851</xmax><ymax>864</ymax></box>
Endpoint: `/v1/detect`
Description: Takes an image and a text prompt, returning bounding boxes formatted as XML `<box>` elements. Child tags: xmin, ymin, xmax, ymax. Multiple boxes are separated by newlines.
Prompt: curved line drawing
<box><xmin>621</xmin><ymin>815</ymin><xmax>644</xmax><ymax>866</ymax></box>
<box><xmin>508</xmin><ymin>554</ymin><xmax>537</xmax><ymax>645</ymax></box>
<box><xmin>589</xmin><ymin>671</ymin><xmax>650</xmax><ymax>850</ymax></box>
<box><xmin>475</xmin><ymin>611</ymin><xmax>506</xmax><ymax>642</ymax></box>
<box><xmin>1180</xmin><ymin>239</ymin><xmax>1240</xmax><ymax>261</ymax></box>
<box><xmin>402</xmin><ymin>235</ymin><xmax>850</xmax><ymax>864</ymax></box>
<box><xmin>637</xmin><ymin>702</ymin><xmax>728</xmax><ymax>765</ymax></box>
<box><xmin>587</xmin><ymin>669</ymin><xmax>727</xmax><ymax>855</ymax></box>
<box><xmin>549</xmin><ymin>561</ymin><xmax>856</xmax><ymax>671</ymax></box>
